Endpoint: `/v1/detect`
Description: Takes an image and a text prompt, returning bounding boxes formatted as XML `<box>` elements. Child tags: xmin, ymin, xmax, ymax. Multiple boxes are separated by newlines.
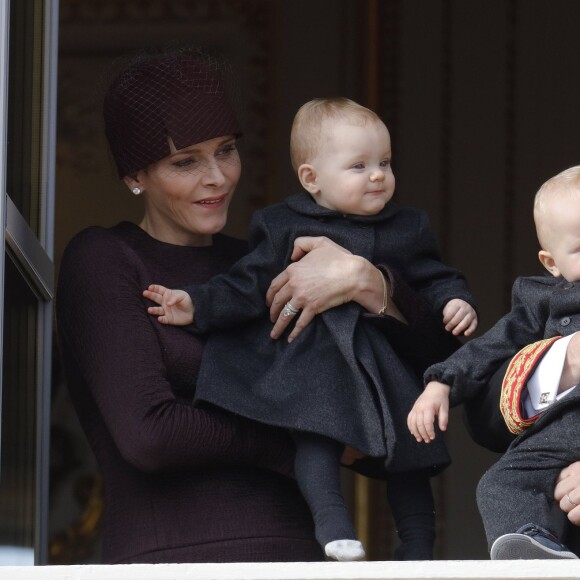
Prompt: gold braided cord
<box><xmin>500</xmin><ymin>336</ymin><xmax>561</xmax><ymax>435</ymax></box>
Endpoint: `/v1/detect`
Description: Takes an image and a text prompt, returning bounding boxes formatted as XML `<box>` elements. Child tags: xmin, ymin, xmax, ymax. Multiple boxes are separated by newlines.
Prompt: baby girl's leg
<box><xmin>387</xmin><ymin>471</ymin><xmax>435</xmax><ymax>560</ymax></box>
<box><xmin>293</xmin><ymin>432</ymin><xmax>365</xmax><ymax>561</ymax></box>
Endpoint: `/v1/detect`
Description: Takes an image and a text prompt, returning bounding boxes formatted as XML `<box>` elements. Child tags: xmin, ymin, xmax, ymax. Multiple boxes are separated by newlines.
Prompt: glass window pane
<box><xmin>6</xmin><ymin>0</ymin><xmax>43</xmax><ymax>234</ymax></box>
<box><xmin>0</xmin><ymin>256</ymin><xmax>38</xmax><ymax>565</ymax></box>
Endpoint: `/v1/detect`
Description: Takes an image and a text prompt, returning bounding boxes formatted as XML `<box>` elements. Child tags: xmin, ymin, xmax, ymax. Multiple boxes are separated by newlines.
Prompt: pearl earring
<box><xmin>132</xmin><ymin>187</ymin><xmax>142</xmax><ymax>195</ymax></box>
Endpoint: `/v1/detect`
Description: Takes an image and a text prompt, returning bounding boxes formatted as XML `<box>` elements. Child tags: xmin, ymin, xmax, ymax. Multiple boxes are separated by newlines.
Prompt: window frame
<box><xmin>1</xmin><ymin>0</ymin><xmax>59</xmax><ymax>564</ymax></box>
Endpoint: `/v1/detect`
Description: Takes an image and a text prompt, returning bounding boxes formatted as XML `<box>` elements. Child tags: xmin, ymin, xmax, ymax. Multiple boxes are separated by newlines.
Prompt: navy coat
<box><xmin>188</xmin><ymin>192</ymin><xmax>475</xmax><ymax>474</ymax></box>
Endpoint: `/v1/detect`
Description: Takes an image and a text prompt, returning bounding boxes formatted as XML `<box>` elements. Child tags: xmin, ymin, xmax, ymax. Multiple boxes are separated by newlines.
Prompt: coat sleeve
<box><xmin>362</xmin><ymin>265</ymin><xmax>463</xmax><ymax>374</ymax></box>
<box><xmin>187</xmin><ymin>210</ymin><xmax>286</xmax><ymax>332</ymax></box>
<box><xmin>56</xmin><ymin>229</ymin><xmax>294</xmax><ymax>475</ymax></box>
<box><xmin>402</xmin><ymin>211</ymin><xmax>477</xmax><ymax>314</ymax></box>
<box><xmin>424</xmin><ymin>276</ymin><xmax>550</xmax><ymax>405</ymax></box>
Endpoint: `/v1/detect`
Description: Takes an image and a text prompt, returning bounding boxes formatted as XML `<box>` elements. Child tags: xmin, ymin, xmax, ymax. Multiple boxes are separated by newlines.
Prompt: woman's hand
<box><xmin>555</xmin><ymin>462</ymin><xmax>580</xmax><ymax>525</ymax></box>
<box><xmin>266</xmin><ymin>236</ymin><xmax>396</xmax><ymax>342</ymax></box>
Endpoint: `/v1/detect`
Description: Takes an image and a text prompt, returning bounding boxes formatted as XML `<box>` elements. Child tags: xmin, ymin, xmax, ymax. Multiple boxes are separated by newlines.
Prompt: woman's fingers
<box><xmin>555</xmin><ymin>462</ymin><xmax>580</xmax><ymax>524</ymax></box>
<box><xmin>266</xmin><ymin>270</ymin><xmax>289</xmax><ymax>313</ymax></box>
<box><xmin>287</xmin><ymin>308</ymin><xmax>316</xmax><ymax>342</ymax></box>
<box><xmin>270</xmin><ymin>300</ymin><xmax>315</xmax><ymax>341</ymax></box>
<box><xmin>267</xmin><ymin>236</ymin><xmax>357</xmax><ymax>340</ymax></box>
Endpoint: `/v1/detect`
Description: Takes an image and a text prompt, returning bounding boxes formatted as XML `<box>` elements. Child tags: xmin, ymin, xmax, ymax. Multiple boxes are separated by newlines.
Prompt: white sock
<box><xmin>324</xmin><ymin>539</ymin><xmax>366</xmax><ymax>561</ymax></box>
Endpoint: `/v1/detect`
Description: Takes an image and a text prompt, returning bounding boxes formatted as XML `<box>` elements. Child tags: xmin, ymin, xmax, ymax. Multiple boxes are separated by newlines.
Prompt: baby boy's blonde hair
<box><xmin>290</xmin><ymin>97</ymin><xmax>383</xmax><ymax>171</ymax></box>
<box><xmin>534</xmin><ymin>166</ymin><xmax>580</xmax><ymax>249</ymax></box>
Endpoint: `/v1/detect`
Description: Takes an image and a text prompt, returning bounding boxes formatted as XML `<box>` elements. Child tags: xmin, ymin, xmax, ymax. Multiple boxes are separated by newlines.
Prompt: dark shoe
<box><xmin>490</xmin><ymin>523</ymin><xmax>578</xmax><ymax>560</ymax></box>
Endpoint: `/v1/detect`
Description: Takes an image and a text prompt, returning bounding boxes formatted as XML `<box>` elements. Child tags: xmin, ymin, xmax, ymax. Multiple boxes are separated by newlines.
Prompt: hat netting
<box><xmin>103</xmin><ymin>48</ymin><xmax>242</xmax><ymax>178</ymax></box>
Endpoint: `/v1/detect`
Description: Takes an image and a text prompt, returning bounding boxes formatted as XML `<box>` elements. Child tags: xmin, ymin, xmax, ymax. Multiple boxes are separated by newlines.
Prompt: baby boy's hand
<box><xmin>442</xmin><ymin>298</ymin><xmax>478</xmax><ymax>336</ymax></box>
<box><xmin>407</xmin><ymin>381</ymin><xmax>451</xmax><ymax>443</ymax></box>
<box><xmin>143</xmin><ymin>284</ymin><xmax>194</xmax><ymax>326</ymax></box>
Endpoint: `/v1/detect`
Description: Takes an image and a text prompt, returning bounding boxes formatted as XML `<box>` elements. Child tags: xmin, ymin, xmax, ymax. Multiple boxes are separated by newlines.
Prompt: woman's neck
<box><xmin>138</xmin><ymin>216</ymin><xmax>213</xmax><ymax>247</ymax></box>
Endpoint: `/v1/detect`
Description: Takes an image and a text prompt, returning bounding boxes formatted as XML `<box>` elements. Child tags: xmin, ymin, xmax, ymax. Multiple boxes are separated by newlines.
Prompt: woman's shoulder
<box><xmin>64</xmin><ymin>221</ymin><xmax>135</xmax><ymax>248</ymax></box>
<box><xmin>60</xmin><ymin>222</ymin><xmax>142</xmax><ymax>276</ymax></box>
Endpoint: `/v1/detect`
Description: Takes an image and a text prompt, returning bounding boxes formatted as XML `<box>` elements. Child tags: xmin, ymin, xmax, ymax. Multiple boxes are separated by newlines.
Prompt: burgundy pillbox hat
<box><xmin>104</xmin><ymin>50</ymin><xmax>242</xmax><ymax>178</ymax></box>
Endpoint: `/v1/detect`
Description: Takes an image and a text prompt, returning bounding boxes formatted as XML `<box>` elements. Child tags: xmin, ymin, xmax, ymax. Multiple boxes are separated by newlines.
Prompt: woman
<box><xmin>56</xmin><ymin>49</ymin><xmax>458</xmax><ymax>564</ymax></box>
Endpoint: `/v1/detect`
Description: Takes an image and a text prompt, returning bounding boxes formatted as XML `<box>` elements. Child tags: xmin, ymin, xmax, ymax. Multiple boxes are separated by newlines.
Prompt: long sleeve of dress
<box><xmin>56</xmin><ymin>226</ymin><xmax>293</xmax><ymax>475</ymax></box>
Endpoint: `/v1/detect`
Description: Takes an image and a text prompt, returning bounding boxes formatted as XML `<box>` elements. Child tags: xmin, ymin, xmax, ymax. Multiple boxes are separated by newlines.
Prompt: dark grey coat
<box><xmin>188</xmin><ymin>192</ymin><xmax>475</xmax><ymax>473</ymax></box>
<box><xmin>426</xmin><ymin>274</ymin><xmax>580</xmax><ymax>546</ymax></box>
<box><xmin>426</xmin><ymin>274</ymin><xmax>580</xmax><ymax>410</ymax></box>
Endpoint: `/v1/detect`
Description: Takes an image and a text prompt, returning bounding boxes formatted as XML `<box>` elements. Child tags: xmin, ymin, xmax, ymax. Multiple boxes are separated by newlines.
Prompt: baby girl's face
<box><xmin>309</xmin><ymin>119</ymin><xmax>395</xmax><ymax>216</ymax></box>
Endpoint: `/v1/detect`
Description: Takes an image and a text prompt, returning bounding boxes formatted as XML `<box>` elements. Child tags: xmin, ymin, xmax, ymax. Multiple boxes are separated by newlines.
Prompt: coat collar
<box><xmin>285</xmin><ymin>190</ymin><xmax>399</xmax><ymax>223</ymax></box>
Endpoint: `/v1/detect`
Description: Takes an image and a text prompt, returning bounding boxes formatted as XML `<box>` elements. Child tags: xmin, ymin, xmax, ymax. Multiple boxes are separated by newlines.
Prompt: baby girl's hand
<box><xmin>442</xmin><ymin>298</ymin><xmax>478</xmax><ymax>336</ymax></box>
<box><xmin>143</xmin><ymin>284</ymin><xmax>194</xmax><ymax>326</ymax></box>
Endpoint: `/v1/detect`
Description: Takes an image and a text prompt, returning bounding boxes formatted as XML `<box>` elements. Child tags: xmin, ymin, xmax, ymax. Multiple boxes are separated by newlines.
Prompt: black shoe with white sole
<box><xmin>490</xmin><ymin>523</ymin><xmax>578</xmax><ymax>560</ymax></box>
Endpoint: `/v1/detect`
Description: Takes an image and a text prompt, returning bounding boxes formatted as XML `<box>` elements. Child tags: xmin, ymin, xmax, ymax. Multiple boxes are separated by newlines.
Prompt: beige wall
<box><xmin>54</xmin><ymin>0</ymin><xmax>580</xmax><ymax>563</ymax></box>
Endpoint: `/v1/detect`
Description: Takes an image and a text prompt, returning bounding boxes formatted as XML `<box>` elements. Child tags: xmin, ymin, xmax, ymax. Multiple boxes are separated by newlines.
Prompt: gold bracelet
<box><xmin>378</xmin><ymin>270</ymin><xmax>388</xmax><ymax>316</ymax></box>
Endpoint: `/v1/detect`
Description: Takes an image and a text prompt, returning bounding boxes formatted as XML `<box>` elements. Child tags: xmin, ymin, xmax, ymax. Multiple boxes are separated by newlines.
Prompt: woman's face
<box><xmin>127</xmin><ymin>135</ymin><xmax>241</xmax><ymax>246</ymax></box>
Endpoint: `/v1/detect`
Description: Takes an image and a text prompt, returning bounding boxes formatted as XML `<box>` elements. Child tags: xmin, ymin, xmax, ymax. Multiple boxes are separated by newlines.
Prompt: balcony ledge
<box><xmin>2</xmin><ymin>560</ymin><xmax>580</xmax><ymax>580</ymax></box>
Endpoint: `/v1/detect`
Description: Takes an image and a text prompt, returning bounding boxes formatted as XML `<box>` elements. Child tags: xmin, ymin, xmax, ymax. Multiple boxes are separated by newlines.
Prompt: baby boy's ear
<box><xmin>297</xmin><ymin>164</ymin><xmax>320</xmax><ymax>194</ymax></box>
<box><xmin>538</xmin><ymin>250</ymin><xmax>561</xmax><ymax>277</ymax></box>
